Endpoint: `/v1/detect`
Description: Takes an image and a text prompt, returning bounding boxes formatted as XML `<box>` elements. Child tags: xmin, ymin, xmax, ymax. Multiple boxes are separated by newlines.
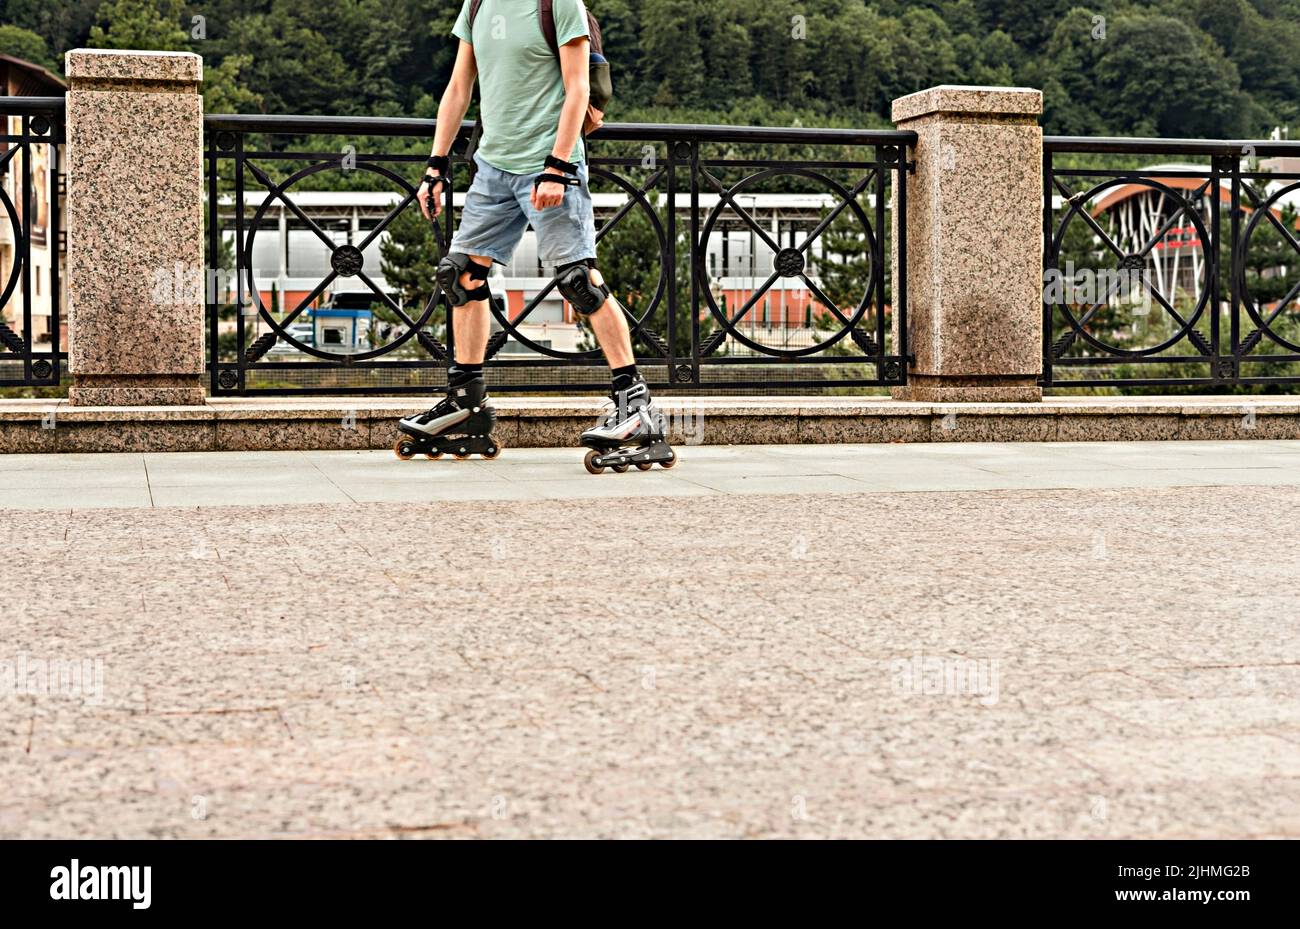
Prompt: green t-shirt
<box><xmin>453</xmin><ymin>0</ymin><xmax>590</xmax><ymax>175</ymax></box>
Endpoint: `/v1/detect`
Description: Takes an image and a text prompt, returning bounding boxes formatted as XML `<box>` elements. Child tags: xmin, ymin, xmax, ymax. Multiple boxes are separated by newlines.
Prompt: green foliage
<box><xmin>3</xmin><ymin>1</ymin><xmax>1295</xmax><ymax>137</ymax></box>
<box><xmin>201</xmin><ymin>54</ymin><xmax>262</xmax><ymax>113</ymax></box>
<box><xmin>0</xmin><ymin>24</ymin><xmax>57</xmax><ymax>70</ymax></box>
<box><xmin>378</xmin><ymin>203</ymin><xmax>446</xmax><ymax>335</ymax></box>
<box><xmin>1093</xmin><ymin>14</ymin><xmax>1247</xmax><ymax>138</ymax></box>
<box><xmin>1237</xmin><ymin>203</ymin><xmax>1300</xmax><ymax>355</ymax></box>
<box><xmin>1</xmin><ymin>0</ymin><xmax>99</xmax><ymax>62</ymax></box>
<box><xmin>805</xmin><ymin>197</ymin><xmax>887</xmax><ymax>375</ymax></box>
<box><xmin>816</xmin><ymin>203</ymin><xmax>876</xmax><ymax>347</ymax></box>
<box><xmin>88</xmin><ymin>0</ymin><xmax>188</xmax><ymax>51</ymax></box>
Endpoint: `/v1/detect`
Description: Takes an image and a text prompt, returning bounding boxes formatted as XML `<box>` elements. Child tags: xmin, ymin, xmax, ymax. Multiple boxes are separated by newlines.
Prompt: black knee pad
<box><xmin>556</xmin><ymin>259</ymin><xmax>611</xmax><ymax>316</ymax></box>
<box><xmin>438</xmin><ymin>253</ymin><xmax>492</xmax><ymax>306</ymax></box>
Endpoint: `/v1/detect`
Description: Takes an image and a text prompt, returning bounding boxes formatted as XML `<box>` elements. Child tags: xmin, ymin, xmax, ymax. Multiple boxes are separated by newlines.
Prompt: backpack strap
<box><xmin>469</xmin><ymin>0</ymin><xmax>483</xmax><ymax>28</ymax></box>
<box><xmin>539</xmin><ymin>0</ymin><xmax>560</xmax><ymax>58</ymax></box>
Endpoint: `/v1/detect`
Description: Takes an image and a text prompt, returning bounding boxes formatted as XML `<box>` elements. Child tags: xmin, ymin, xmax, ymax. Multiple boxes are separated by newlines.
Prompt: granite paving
<box><xmin>1</xmin><ymin>442</ymin><xmax>1298</xmax><ymax>837</ymax></box>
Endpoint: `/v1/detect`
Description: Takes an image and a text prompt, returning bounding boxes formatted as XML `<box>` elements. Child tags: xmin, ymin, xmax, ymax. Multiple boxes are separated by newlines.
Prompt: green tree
<box><xmin>816</xmin><ymin>209</ymin><xmax>874</xmax><ymax>334</ymax></box>
<box><xmin>973</xmin><ymin>0</ymin><xmax>1079</xmax><ymax>52</ymax></box>
<box><xmin>216</xmin><ymin>8</ymin><xmax>353</xmax><ymax>115</ymax></box>
<box><xmin>1</xmin><ymin>0</ymin><xmax>100</xmax><ymax>60</ymax></box>
<box><xmin>1093</xmin><ymin>14</ymin><xmax>1247</xmax><ymax>138</ymax></box>
<box><xmin>378</xmin><ymin>201</ymin><xmax>447</xmax><ymax>350</ymax></box>
<box><xmin>639</xmin><ymin>0</ymin><xmax>704</xmax><ymax>107</ymax></box>
<box><xmin>0</xmin><ymin>24</ymin><xmax>58</xmax><ymax>70</ymax></box>
<box><xmin>1237</xmin><ymin>204</ymin><xmax>1300</xmax><ymax>350</ymax></box>
<box><xmin>1036</xmin><ymin>8</ymin><xmax>1110</xmax><ymax>136</ymax></box>
<box><xmin>879</xmin><ymin>8</ymin><xmax>958</xmax><ymax>102</ymax></box>
<box><xmin>202</xmin><ymin>54</ymin><xmax>262</xmax><ymax>113</ymax></box>
<box><xmin>354</xmin><ymin>0</ymin><xmax>414</xmax><ymax>114</ymax></box>
<box><xmin>699</xmin><ymin>1</ymin><xmax>752</xmax><ymax>111</ymax></box>
<box><xmin>87</xmin><ymin>0</ymin><xmax>188</xmax><ymax>52</ymax></box>
<box><xmin>5</xmin><ymin>0</ymin><xmax>1299</xmax><ymax>138</ymax></box>
<box><xmin>587</xmin><ymin>0</ymin><xmax>641</xmax><ymax>111</ymax></box>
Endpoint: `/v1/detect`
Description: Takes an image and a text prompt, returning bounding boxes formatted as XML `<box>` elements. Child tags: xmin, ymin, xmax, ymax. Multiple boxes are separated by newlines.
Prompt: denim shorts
<box><xmin>450</xmin><ymin>153</ymin><xmax>597</xmax><ymax>268</ymax></box>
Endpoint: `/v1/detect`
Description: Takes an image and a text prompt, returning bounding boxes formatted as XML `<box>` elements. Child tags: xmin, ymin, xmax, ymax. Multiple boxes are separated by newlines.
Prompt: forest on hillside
<box><xmin>1</xmin><ymin>0</ymin><xmax>1298</xmax><ymax>139</ymax></box>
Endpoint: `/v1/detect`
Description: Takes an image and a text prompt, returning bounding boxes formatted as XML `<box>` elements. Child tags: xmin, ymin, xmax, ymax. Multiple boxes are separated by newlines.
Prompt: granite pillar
<box><xmin>891</xmin><ymin>86</ymin><xmax>1044</xmax><ymax>402</ymax></box>
<box><xmin>65</xmin><ymin>49</ymin><xmax>205</xmax><ymax>406</ymax></box>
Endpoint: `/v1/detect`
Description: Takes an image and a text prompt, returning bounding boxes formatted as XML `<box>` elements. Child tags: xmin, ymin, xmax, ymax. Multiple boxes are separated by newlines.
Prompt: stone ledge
<box><xmin>892</xmin><ymin>85</ymin><xmax>1043</xmax><ymax>123</ymax></box>
<box><xmin>2</xmin><ymin>396</ymin><xmax>1297</xmax><ymax>453</ymax></box>
<box><xmin>66</xmin><ymin>48</ymin><xmax>203</xmax><ymax>84</ymax></box>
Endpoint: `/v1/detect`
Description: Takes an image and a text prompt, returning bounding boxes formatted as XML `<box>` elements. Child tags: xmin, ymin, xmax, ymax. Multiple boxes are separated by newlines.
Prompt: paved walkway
<box><xmin>2</xmin><ymin>442</ymin><xmax>1299</xmax><ymax>837</ymax></box>
<box><xmin>4</xmin><ymin>440</ymin><xmax>1300</xmax><ymax>508</ymax></box>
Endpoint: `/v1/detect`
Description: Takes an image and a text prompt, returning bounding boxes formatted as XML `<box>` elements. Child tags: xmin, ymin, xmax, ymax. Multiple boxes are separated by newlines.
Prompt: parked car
<box><xmin>268</xmin><ymin>321</ymin><xmax>315</xmax><ymax>353</ymax></box>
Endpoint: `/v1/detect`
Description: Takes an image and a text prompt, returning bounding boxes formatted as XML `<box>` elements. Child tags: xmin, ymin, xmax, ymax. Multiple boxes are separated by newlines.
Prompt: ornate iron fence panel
<box><xmin>0</xmin><ymin>97</ymin><xmax>65</xmax><ymax>388</ymax></box>
<box><xmin>204</xmin><ymin>115</ymin><xmax>912</xmax><ymax>395</ymax></box>
<box><xmin>1043</xmin><ymin>136</ymin><xmax>1300</xmax><ymax>388</ymax></box>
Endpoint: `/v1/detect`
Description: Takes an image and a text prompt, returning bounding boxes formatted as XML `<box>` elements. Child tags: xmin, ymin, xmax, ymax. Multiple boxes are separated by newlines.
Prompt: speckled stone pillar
<box><xmin>891</xmin><ymin>86</ymin><xmax>1043</xmax><ymax>402</ymax></box>
<box><xmin>65</xmin><ymin>49</ymin><xmax>205</xmax><ymax>406</ymax></box>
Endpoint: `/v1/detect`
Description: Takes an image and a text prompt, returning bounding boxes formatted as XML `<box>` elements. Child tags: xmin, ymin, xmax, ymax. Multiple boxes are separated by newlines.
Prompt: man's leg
<box><xmin>448</xmin><ymin>255</ymin><xmax>494</xmax><ymax>380</ymax></box>
<box><xmin>530</xmin><ymin>167</ymin><xmax>672</xmax><ymax>467</ymax></box>
<box><xmin>396</xmin><ymin>252</ymin><xmax>502</xmax><ymax>457</ymax></box>
<box><xmin>584</xmin><ymin>267</ymin><xmax>634</xmax><ymax>371</ymax></box>
<box><xmin>396</xmin><ymin>154</ymin><xmax>528</xmax><ymax>459</ymax></box>
<box><xmin>431</xmin><ymin>251</ymin><xmax>498</xmax><ymax>386</ymax></box>
<box><xmin>440</xmin><ymin>155</ymin><xmax>529</xmax><ymax>379</ymax></box>
<box><xmin>557</xmin><ymin>260</ymin><xmax>675</xmax><ymax>471</ymax></box>
<box><xmin>556</xmin><ymin>260</ymin><xmax>640</xmax><ymax>393</ymax></box>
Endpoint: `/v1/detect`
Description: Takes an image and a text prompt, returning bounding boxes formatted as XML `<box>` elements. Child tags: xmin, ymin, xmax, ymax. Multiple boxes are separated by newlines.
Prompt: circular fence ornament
<box><xmin>1048</xmin><ymin>176</ymin><xmax>1212</xmax><ymax>358</ymax></box>
<box><xmin>1239</xmin><ymin>180</ymin><xmax>1300</xmax><ymax>355</ymax></box>
<box><xmin>330</xmin><ymin>244</ymin><xmax>364</xmax><ymax>278</ymax></box>
<box><xmin>773</xmin><ymin>247</ymin><xmax>807</xmax><ymax>278</ymax></box>
<box><xmin>241</xmin><ymin>160</ymin><xmax>440</xmax><ymax>362</ymax></box>
<box><xmin>697</xmin><ymin>166</ymin><xmax>878</xmax><ymax>358</ymax></box>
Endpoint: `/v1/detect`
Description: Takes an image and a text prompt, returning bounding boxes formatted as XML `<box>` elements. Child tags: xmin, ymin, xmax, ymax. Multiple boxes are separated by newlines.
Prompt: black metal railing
<box><xmin>0</xmin><ymin>97</ymin><xmax>65</xmax><ymax>388</ymax></box>
<box><xmin>204</xmin><ymin>114</ymin><xmax>913</xmax><ymax>395</ymax></box>
<box><xmin>1043</xmin><ymin>135</ymin><xmax>1300</xmax><ymax>389</ymax></box>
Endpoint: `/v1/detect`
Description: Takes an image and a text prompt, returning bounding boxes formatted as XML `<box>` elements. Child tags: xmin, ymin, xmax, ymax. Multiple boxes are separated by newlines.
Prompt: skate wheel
<box><xmin>583</xmin><ymin>449</ymin><xmax>604</xmax><ymax>475</ymax></box>
<box><xmin>612</xmin><ymin>463</ymin><xmax>630</xmax><ymax>473</ymax></box>
<box><xmin>636</xmin><ymin>462</ymin><xmax>654</xmax><ymax>471</ymax></box>
<box><xmin>481</xmin><ymin>439</ymin><xmax>503</xmax><ymax>460</ymax></box>
<box><xmin>659</xmin><ymin>450</ymin><xmax>677</xmax><ymax>469</ymax></box>
<box><xmin>425</xmin><ymin>450</ymin><xmax>443</xmax><ymax>460</ymax></box>
<box><xmin>394</xmin><ymin>438</ymin><xmax>416</xmax><ymax>461</ymax></box>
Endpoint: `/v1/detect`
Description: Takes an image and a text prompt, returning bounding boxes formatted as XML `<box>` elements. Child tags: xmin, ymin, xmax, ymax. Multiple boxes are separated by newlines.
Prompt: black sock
<box><xmin>449</xmin><ymin>362</ymin><xmax>482</xmax><ymax>388</ymax></box>
<box><xmin>611</xmin><ymin>364</ymin><xmax>639</xmax><ymax>392</ymax></box>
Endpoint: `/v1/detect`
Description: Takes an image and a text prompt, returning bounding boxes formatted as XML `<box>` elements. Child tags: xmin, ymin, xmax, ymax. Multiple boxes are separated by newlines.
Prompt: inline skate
<box><xmin>394</xmin><ymin>376</ymin><xmax>503</xmax><ymax>460</ymax></box>
<box><xmin>580</xmin><ymin>376</ymin><xmax>676</xmax><ymax>474</ymax></box>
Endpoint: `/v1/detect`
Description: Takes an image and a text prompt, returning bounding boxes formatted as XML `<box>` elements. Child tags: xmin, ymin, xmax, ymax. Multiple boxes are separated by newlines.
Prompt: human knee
<box><xmin>438</xmin><ymin>253</ymin><xmax>492</xmax><ymax>306</ymax></box>
<box><xmin>556</xmin><ymin>259</ymin><xmax>610</xmax><ymax>316</ymax></box>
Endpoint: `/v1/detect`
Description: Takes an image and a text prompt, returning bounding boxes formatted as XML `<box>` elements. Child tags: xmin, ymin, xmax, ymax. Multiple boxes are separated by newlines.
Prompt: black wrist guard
<box><xmin>427</xmin><ymin>155</ymin><xmax>451</xmax><ymax>173</ymax></box>
<box><xmin>545</xmin><ymin>155</ymin><xmax>579</xmax><ymax>175</ymax></box>
<box><xmin>423</xmin><ymin>172</ymin><xmax>451</xmax><ymax>189</ymax></box>
<box><xmin>534</xmin><ymin>173</ymin><xmax>580</xmax><ymax>190</ymax></box>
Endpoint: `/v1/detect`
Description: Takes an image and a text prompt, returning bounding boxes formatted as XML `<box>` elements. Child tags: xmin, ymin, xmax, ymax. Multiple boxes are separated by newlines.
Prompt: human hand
<box><xmin>420</xmin><ymin>178</ymin><xmax>445</xmax><ymax>220</ymax></box>
<box><xmin>531</xmin><ymin>168</ymin><xmax>568</xmax><ymax>210</ymax></box>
